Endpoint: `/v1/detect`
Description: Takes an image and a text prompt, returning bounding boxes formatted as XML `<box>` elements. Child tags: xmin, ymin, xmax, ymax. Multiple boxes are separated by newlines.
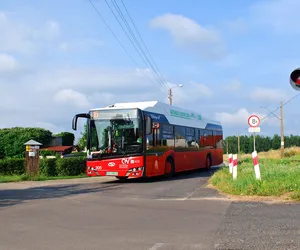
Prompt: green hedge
<box><xmin>0</xmin><ymin>157</ymin><xmax>86</xmax><ymax>176</ymax></box>
<box><xmin>0</xmin><ymin>158</ymin><xmax>25</xmax><ymax>175</ymax></box>
<box><xmin>56</xmin><ymin>157</ymin><xmax>86</xmax><ymax>176</ymax></box>
<box><xmin>39</xmin><ymin>158</ymin><xmax>57</xmax><ymax>176</ymax></box>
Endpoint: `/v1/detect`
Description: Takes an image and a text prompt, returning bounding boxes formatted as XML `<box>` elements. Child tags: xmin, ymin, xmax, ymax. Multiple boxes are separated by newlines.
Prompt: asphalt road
<box><xmin>1</xmin><ymin>167</ymin><xmax>299</xmax><ymax>250</ymax></box>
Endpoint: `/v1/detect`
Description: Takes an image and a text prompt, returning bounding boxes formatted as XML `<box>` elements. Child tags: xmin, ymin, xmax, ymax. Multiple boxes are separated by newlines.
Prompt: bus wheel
<box><xmin>116</xmin><ymin>176</ymin><xmax>128</xmax><ymax>181</ymax></box>
<box><xmin>165</xmin><ymin>157</ymin><xmax>175</xmax><ymax>178</ymax></box>
<box><xmin>206</xmin><ymin>155</ymin><xmax>212</xmax><ymax>171</ymax></box>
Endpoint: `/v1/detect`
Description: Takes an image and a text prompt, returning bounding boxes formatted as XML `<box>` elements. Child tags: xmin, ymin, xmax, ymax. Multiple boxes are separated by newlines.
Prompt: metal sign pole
<box><xmin>253</xmin><ymin>132</ymin><xmax>256</xmax><ymax>152</ymax></box>
<box><xmin>248</xmin><ymin>114</ymin><xmax>260</xmax><ymax>153</ymax></box>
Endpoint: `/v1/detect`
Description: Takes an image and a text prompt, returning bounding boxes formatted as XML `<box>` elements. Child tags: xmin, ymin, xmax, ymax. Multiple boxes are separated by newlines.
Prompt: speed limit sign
<box><xmin>248</xmin><ymin>115</ymin><xmax>260</xmax><ymax>127</ymax></box>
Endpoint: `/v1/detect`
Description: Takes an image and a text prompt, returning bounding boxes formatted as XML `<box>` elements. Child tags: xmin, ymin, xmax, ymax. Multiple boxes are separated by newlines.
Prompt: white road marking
<box><xmin>149</xmin><ymin>243</ymin><xmax>205</xmax><ymax>249</ymax></box>
<box><xmin>149</xmin><ymin>243</ymin><xmax>165</xmax><ymax>250</ymax></box>
<box><xmin>182</xmin><ymin>182</ymin><xmax>208</xmax><ymax>200</ymax></box>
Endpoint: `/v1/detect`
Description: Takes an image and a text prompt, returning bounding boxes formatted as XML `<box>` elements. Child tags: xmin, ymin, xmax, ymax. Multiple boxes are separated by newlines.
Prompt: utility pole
<box><xmin>168</xmin><ymin>88</ymin><xmax>173</xmax><ymax>105</ymax></box>
<box><xmin>261</xmin><ymin>103</ymin><xmax>284</xmax><ymax>158</ymax></box>
<box><xmin>280</xmin><ymin>101</ymin><xmax>284</xmax><ymax>158</ymax></box>
<box><xmin>226</xmin><ymin>140</ymin><xmax>228</xmax><ymax>154</ymax></box>
<box><xmin>168</xmin><ymin>84</ymin><xmax>183</xmax><ymax>105</ymax></box>
<box><xmin>238</xmin><ymin>135</ymin><xmax>240</xmax><ymax>154</ymax></box>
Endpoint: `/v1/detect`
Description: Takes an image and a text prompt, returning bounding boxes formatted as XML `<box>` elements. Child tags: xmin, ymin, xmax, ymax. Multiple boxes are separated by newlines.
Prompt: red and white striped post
<box><xmin>228</xmin><ymin>154</ymin><xmax>233</xmax><ymax>173</ymax></box>
<box><xmin>232</xmin><ymin>154</ymin><xmax>238</xmax><ymax>180</ymax></box>
<box><xmin>252</xmin><ymin>151</ymin><xmax>261</xmax><ymax>180</ymax></box>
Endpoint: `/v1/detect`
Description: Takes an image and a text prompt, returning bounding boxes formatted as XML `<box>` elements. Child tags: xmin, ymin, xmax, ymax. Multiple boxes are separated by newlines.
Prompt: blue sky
<box><xmin>1</xmin><ymin>0</ymin><xmax>300</xmax><ymax>141</ymax></box>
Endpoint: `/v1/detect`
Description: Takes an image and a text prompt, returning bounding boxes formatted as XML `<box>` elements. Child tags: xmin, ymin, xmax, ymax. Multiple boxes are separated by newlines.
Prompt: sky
<box><xmin>1</xmin><ymin>0</ymin><xmax>300</xmax><ymax>142</ymax></box>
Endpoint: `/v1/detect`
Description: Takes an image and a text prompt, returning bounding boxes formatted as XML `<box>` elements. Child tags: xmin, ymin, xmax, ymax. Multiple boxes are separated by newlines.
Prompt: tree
<box><xmin>0</xmin><ymin>127</ymin><xmax>52</xmax><ymax>159</ymax></box>
<box><xmin>77</xmin><ymin>124</ymin><xmax>87</xmax><ymax>151</ymax></box>
<box><xmin>53</xmin><ymin>132</ymin><xmax>75</xmax><ymax>146</ymax></box>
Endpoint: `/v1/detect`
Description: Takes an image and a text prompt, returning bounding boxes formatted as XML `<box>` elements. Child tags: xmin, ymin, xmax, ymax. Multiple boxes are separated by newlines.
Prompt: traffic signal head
<box><xmin>290</xmin><ymin>68</ymin><xmax>300</xmax><ymax>91</ymax></box>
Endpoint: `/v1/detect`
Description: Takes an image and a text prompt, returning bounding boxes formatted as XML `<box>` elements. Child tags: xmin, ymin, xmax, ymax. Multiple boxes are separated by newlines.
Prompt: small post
<box><xmin>252</xmin><ymin>151</ymin><xmax>261</xmax><ymax>180</ymax></box>
<box><xmin>24</xmin><ymin>139</ymin><xmax>42</xmax><ymax>176</ymax></box>
<box><xmin>232</xmin><ymin>154</ymin><xmax>238</xmax><ymax>180</ymax></box>
<box><xmin>228</xmin><ymin>154</ymin><xmax>233</xmax><ymax>174</ymax></box>
<box><xmin>280</xmin><ymin>101</ymin><xmax>284</xmax><ymax>158</ymax></box>
<box><xmin>238</xmin><ymin>135</ymin><xmax>240</xmax><ymax>154</ymax></box>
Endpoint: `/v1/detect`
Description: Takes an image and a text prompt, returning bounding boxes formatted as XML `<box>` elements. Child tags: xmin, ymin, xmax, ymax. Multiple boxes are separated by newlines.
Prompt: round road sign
<box><xmin>248</xmin><ymin>115</ymin><xmax>260</xmax><ymax>127</ymax></box>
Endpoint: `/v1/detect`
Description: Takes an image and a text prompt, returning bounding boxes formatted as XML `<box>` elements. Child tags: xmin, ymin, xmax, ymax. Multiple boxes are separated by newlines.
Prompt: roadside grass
<box><xmin>212</xmin><ymin>149</ymin><xmax>300</xmax><ymax>201</ymax></box>
<box><xmin>291</xmin><ymin>191</ymin><xmax>300</xmax><ymax>201</ymax></box>
<box><xmin>223</xmin><ymin>146</ymin><xmax>300</xmax><ymax>162</ymax></box>
<box><xmin>0</xmin><ymin>174</ymin><xmax>87</xmax><ymax>183</ymax></box>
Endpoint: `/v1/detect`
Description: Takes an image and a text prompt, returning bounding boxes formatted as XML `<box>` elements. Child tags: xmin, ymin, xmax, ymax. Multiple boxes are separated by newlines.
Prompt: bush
<box><xmin>53</xmin><ymin>132</ymin><xmax>75</xmax><ymax>146</ymax></box>
<box><xmin>56</xmin><ymin>157</ymin><xmax>86</xmax><ymax>176</ymax></box>
<box><xmin>0</xmin><ymin>127</ymin><xmax>52</xmax><ymax>159</ymax></box>
<box><xmin>40</xmin><ymin>150</ymin><xmax>60</xmax><ymax>158</ymax></box>
<box><xmin>39</xmin><ymin>158</ymin><xmax>57</xmax><ymax>176</ymax></box>
<box><xmin>0</xmin><ymin>158</ymin><xmax>25</xmax><ymax>175</ymax></box>
<box><xmin>0</xmin><ymin>156</ymin><xmax>87</xmax><ymax>177</ymax></box>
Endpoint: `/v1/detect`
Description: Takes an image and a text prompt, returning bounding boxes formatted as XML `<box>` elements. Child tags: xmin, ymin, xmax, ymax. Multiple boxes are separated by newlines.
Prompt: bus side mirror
<box><xmin>72</xmin><ymin>113</ymin><xmax>90</xmax><ymax>131</ymax></box>
<box><xmin>145</xmin><ymin>116</ymin><xmax>153</xmax><ymax>135</ymax></box>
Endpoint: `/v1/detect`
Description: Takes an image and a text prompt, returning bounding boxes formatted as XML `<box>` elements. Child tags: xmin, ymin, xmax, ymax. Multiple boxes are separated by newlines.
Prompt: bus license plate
<box><xmin>106</xmin><ymin>172</ymin><xmax>118</xmax><ymax>176</ymax></box>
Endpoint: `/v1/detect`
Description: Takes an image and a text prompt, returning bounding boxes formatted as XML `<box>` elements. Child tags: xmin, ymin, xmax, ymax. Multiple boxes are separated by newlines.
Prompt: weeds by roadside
<box><xmin>0</xmin><ymin>174</ymin><xmax>87</xmax><ymax>183</ymax></box>
<box><xmin>212</xmin><ymin>149</ymin><xmax>300</xmax><ymax>201</ymax></box>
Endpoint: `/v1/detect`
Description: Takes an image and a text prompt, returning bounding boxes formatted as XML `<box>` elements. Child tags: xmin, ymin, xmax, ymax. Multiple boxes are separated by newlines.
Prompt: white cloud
<box><xmin>150</xmin><ymin>13</ymin><xmax>226</xmax><ymax>60</ymax></box>
<box><xmin>45</xmin><ymin>21</ymin><xmax>60</xmax><ymax>37</ymax></box>
<box><xmin>251</xmin><ymin>0</ymin><xmax>300</xmax><ymax>34</ymax></box>
<box><xmin>0</xmin><ymin>12</ymin><xmax>60</xmax><ymax>54</ymax></box>
<box><xmin>215</xmin><ymin>108</ymin><xmax>278</xmax><ymax>128</ymax></box>
<box><xmin>222</xmin><ymin>79</ymin><xmax>242</xmax><ymax>91</ymax></box>
<box><xmin>0</xmin><ymin>53</ymin><xmax>18</xmax><ymax>72</ymax></box>
<box><xmin>54</xmin><ymin>89</ymin><xmax>91</xmax><ymax>108</ymax></box>
<box><xmin>168</xmin><ymin>81</ymin><xmax>213</xmax><ymax>105</ymax></box>
<box><xmin>250</xmin><ymin>87</ymin><xmax>288</xmax><ymax>102</ymax></box>
<box><xmin>216</xmin><ymin>108</ymin><xmax>250</xmax><ymax>127</ymax></box>
<box><xmin>0</xmin><ymin>65</ymin><xmax>169</xmax><ymax>140</ymax></box>
<box><xmin>223</xmin><ymin>18</ymin><xmax>247</xmax><ymax>34</ymax></box>
<box><xmin>216</xmin><ymin>54</ymin><xmax>241</xmax><ymax>69</ymax></box>
<box><xmin>0</xmin><ymin>62</ymin><xmax>218</xmax><ymax>140</ymax></box>
<box><xmin>59</xmin><ymin>38</ymin><xmax>102</xmax><ymax>52</ymax></box>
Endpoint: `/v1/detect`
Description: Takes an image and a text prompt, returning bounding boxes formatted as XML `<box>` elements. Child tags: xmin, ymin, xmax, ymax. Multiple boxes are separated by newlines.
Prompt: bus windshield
<box><xmin>88</xmin><ymin>109</ymin><xmax>143</xmax><ymax>158</ymax></box>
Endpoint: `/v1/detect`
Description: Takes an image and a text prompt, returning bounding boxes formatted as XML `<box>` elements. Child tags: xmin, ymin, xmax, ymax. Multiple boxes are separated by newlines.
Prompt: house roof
<box><xmin>40</xmin><ymin>146</ymin><xmax>73</xmax><ymax>152</ymax></box>
<box><xmin>24</xmin><ymin>139</ymin><xmax>43</xmax><ymax>146</ymax></box>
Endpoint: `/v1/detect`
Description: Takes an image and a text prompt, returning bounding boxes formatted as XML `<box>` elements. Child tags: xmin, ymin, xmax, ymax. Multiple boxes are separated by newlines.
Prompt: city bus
<box><xmin>72</xmin><ymin>101</ymin><xmax>223</xmax><ymax>180</ymax></box>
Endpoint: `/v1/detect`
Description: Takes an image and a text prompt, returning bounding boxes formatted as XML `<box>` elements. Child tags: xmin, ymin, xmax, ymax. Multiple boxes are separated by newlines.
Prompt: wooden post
<box><xmin>238</xmin><ymin>135</ymin><xmax>240</xmax><ymax>154</ymax></box>
<box><xmin>24</xmin><ymin>140</ymin><xmax>42</xmax><ymax>176</ymax></box>
<box><xmin>226</xmin><ymin>140</ymin><xmax>228</xmax><ymax>154</ymax></box>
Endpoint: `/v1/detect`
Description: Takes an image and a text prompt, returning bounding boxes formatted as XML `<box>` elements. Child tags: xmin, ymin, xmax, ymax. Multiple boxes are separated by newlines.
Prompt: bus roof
<box><xmin>90</xmin><ymin>101</ymin><xmax>222</xmax><ymax>130</ymax></box>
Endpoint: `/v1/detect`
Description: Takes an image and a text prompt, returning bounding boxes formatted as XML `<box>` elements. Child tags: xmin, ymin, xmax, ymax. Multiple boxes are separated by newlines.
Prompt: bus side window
<box><xmin>161</xmin><ymin>124</ymin><xmax>174</xmax><ymax>149</ymax></box>
<box><xmin>145</xmin><ymin>127</ymin><xmax>154</xmax><ymax>150</ymax></box>
<box><xmin>214</xmin><ymin>130</ymin><xmax>223</xmax><ymax>148</ymax></box>
<box><xmin>186</xmin><ymin>127</ymin><xmax>197</xmax><ymax>148</ymax></box>
<box><xmin>146</xmin><ymin>127</ymin><xmax>159</xmax><ymax>149</ymax></box>
<box><xmin>175</xmin><ymin>126</ymin><xmax>186</xmax><ymax>149</ymax></box>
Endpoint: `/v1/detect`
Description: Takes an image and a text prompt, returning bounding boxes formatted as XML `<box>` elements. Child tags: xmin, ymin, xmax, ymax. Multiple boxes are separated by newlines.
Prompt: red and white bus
<box><xmin>72</xmin><ymin>101</ymin><xmax>223</xmax><ymax>180</ymax></box>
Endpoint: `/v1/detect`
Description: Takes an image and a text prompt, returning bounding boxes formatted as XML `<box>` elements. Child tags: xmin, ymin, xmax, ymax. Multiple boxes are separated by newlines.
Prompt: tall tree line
<box><xmin>223</xmin><ymin>134</ymin><xmax>300</xmax><ymax>154</ymax></box>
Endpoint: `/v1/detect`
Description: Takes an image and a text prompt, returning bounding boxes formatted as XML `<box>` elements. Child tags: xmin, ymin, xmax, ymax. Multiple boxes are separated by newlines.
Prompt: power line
<box><xmin>118</xmin><ymin>0</ymin><xmax>170</xmax><ymax>90</ymax></box>
<box><xmin>238</xmin><ymin>92</ymin><xmax>300</xmax><ymax>135</ymax></box>
<box><xmin>111</xmin><ymin>0</ymin><xmax>169</xmax><ymax>91</ymax></box>
<box><xmin>105</xmin><ymin>0</ymin><xmax>169</xmax><ymax>91</ymax></box>
<box><xmin>261</xmin><ymin>92</ymin><xmax>300</xmax><ymax>122</ymax></box>
<box><xmin>87</xmin><ymin>0</ymin><xmax>166</xmax><ymax>94</ymax></box>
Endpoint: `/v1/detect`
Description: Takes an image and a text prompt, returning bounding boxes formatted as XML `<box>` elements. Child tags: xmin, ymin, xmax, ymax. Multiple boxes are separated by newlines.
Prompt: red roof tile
<box><xmin>41</xmin><ymin>146</ymin><xmax>73</xmax><ymax>152</ymax></box>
